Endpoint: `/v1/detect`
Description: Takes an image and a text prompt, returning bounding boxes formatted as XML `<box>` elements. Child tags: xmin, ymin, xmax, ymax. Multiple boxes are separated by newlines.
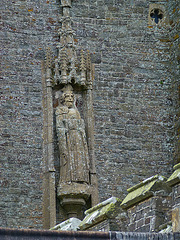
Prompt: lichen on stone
<box><xmin>79</xmin><ymin>197</ymin><xmax>122</xmax><ymax>230</ymax></box>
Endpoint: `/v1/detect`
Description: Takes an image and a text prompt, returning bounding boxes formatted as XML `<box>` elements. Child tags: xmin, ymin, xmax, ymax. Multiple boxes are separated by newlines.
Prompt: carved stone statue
<box><xmin>56</xmin><ymin>84</ymin><xmax>90</xmax><ymax>184</ymax></box>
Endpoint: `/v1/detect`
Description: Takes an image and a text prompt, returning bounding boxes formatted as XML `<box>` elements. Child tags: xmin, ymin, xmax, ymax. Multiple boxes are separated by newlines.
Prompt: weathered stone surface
<box><xmin>121</xmin><ymin>175</ymin><xmax>172</xmax><ymax>232</ymax></box>
<box><xmin>79</xmin><ymin>197</ymin><xmax>127</xmax><ymax>232</ymax></box>
<box><xmin>167</xmin><ymin>164</ymin><xmax>180</xmax><ymax>232</ymax></box>
<box><xmin>50</xmin><ymin>217</ymin><xmax>81</xmax><ymax>231</ymax></box>
<box><xmin>56</xmin><ymin>85</ymin><xmax>90</xmax><ymax>185</ymax></box>
<box><xmin>167</xmin><ymin>163</ymin><xmax>180</xmax><ymax>187</ymax></box>
<box><xmin>121</xmin><ymin>175</ymin><xmax>170</xmax><ymax>209</ymax></box>
<box><xmin>172</xmin><ymin>207</ymin><xmax>180</xmax><ymax>233</ymax></box>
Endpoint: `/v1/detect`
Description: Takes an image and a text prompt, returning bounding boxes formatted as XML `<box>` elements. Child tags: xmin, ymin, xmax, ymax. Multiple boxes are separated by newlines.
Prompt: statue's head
<box><xmin>61</xmin><ymin>84</ymin><xmax>74</xmax><ymax>108</ymax></box>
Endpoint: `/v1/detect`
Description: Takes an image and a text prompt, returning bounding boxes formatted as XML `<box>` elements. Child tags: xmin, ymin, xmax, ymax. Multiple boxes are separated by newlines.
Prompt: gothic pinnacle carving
<box><xmin>80</xmin><ymin>50</ymin><xmax>86</xmax><ymax>85</ymax></box>
<box><xmin>86</xmin><ymin>50</ymin><xmax>93</xmax><ymax>87</ymax></box>
<box><xmin>45</xmin><ymin>47</ymin><xmax>53</xmax><ymax>86</ymax></box>
<box><xmin>47</xmin><ymin>0</ymin><xmax>94</xmax><ymax>87</ymax></box>
<box><xmin>54</xmin><ymin>58</ymin><xmax>60</xmax><ymax>85</ymax></box>
<box><xmin>45</xmin><ymin>47</ymin><xmax>52</xmax><ymax>70</ymax></box>
<box><xmin>60</xmin><ymin>49</ymin><xmax>68</xmax><ymax>84</ymax></box>
<box><xmin>86</xmin><ymin>50</ymin><xmax>91</xmax><ymax>71</ymax></box>
<box><xmin>80</xmin><ymin>50</ymin><xmax>86</xmax><ymax>71</ymax></box>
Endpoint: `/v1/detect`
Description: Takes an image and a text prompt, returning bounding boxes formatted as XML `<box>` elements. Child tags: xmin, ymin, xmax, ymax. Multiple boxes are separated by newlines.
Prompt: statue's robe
<box><xmin>56</xmin><ymin>106</ymin><xmax>90</xmax><ymax>184</ymax></box>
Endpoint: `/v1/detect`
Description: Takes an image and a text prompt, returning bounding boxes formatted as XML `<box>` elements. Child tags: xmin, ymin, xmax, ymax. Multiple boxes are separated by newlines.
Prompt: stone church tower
<box><xmin>1</xmin><ymin>0</ymin><xmax>179</xmax><ymax>229</ymax></box>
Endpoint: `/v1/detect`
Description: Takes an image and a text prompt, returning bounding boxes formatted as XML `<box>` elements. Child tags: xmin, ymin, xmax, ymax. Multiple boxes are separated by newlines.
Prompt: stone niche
<box><xmin>121</xmin><ymin>175</ymin><xmax>172</xmax><ymax>232</ymax></box>
<box><xmin>42</xmin><ymin>0</ymin><xmax>99</xmax><ymax>227</ymax></box>
<box><xmin>53</xmin><ymin>71</ymin><xmax>98</xmax><ymax>221</ymax></box>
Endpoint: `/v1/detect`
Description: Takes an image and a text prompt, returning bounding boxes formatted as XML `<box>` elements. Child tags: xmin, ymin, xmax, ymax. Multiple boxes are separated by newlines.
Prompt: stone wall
<box><xmin>1</xmin><ymin>0</ymin><xmax>179</xmax><ymax>228</ymax></box>
<box><xmin>77</xmin><ymin>171</ymin><xmax>180</xmax><ymax>233</ymax></box>
<box><xmin>1</xmin><ymin>0</ymin><xmax>61</xmax><ymax>228</ymax></box>
<box><xmin>126</xmin><ymin>195</ymin><xmax>172</xmax><ymax>232</ymax></box>
<box><xmin>120</xmin><ymin>175</ymin><xmax>172</xmax><ymax>232</ymax></box>
<box><xmin>70</xmin><ymin>0</ymin><xmax>177</xmax><ymax>201</ymax></box>
<box><xmin>172</xmin><ymin>184</ymin><xmax>180</xmax><ymax>210</ymax></box>
<box><xmin>79</xmin><ymin>197</ymin><xmax>128</xmax><ymax>232</ymax></box>
<box><xmin>167</xmin><ymin>0</ymin><xmax>180</xmax><ymax>165</ymax></box>
<box><xmin>167</xmin><ymin>163</ymin><xmax>180</xmax><ymax>232</ymax></box>
<box><xmin>172</xmin><ymin>183</ymin><xmax>180</xmax><ymax>232</ymax></box>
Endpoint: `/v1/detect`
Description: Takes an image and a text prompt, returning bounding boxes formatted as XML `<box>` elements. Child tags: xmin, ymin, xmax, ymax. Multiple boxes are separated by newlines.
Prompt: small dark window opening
<box><xmin>150</xmin><ymin>9</ymin><xmax>163</xmax><ymax>24</ymax></box>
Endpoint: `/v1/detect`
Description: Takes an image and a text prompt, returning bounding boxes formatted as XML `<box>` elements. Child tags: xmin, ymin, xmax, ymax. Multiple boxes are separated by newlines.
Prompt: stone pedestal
<box><xmin>61</xmin><ymin>197</ymin><xmax>86</xmax><ymax>219</ymax></box>
<box><xmin>57</xmin><ymin>182</ymin><xmax>90</xmax><ymax>220</ymax></box>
